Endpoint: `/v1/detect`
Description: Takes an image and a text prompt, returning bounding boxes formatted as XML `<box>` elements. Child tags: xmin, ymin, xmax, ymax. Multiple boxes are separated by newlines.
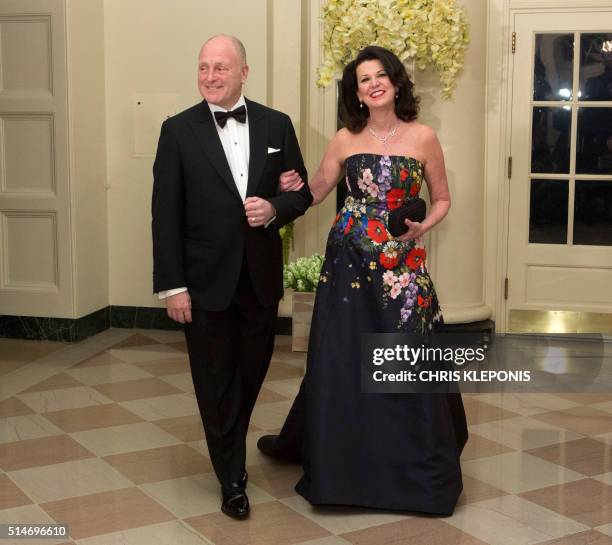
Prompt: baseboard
<box><xmin>0</xmin><ymin>308</ymin><xmax>110</xmax><ymax>342</ymax></box>
<box><xmin>276</xmin><ymin>316</ymin><xmax>292</xmax><ymax>336</ymax></box>
<box><xmin>109</xmin><ymin>306</ymin><xmax>182</xmax><ymax>331</ymax></box>
<box><xmin>0</xmin><ymin>307</ymin><xmax>488</xmax><ymax>342</ymax></box>
<box><xmin>0</xmin><ymin>307</ymin><xmax>293</xmax><ymax>342</ymax></box>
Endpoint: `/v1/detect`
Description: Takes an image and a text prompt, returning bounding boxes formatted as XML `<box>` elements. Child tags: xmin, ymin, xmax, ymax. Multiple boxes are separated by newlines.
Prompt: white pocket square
<box><xmin>267</xmin><ymin>147</ymin><xmax>281</xmax><ymax>154</ymax></box>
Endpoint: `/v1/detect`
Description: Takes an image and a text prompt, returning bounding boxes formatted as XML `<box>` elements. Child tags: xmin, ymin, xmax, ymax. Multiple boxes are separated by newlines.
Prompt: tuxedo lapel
<box><xmin>189</xmin><ymin>102</ymin><xmax>242</xmax><ymax>201</ymax></box>
<box><xmin>246</xmin><ymin>99</ymin><xmax>268</xmax><ymax>197</ymax></box>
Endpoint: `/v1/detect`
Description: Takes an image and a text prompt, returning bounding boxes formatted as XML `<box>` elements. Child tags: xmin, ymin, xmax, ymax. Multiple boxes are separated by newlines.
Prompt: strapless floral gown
<box><xmin>274</xmin><ymin>153</ymin><xmax>468</xmax><ymax>515</ymax></box>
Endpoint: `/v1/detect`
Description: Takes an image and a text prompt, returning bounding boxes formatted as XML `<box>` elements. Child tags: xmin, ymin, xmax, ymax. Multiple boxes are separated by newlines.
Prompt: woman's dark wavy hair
<box><xmin>340</xmin><ymin>45</ymin><xmax>419</xmax><ymax>133</ymax></box>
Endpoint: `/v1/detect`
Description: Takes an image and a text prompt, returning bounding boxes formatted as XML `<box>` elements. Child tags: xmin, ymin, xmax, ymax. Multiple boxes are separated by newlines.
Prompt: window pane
<box><xmin>531</xmin><ymin>107</ymin><xmax>572</xmax><ymax>174</ymax></box>
<box><xmin>579</xmin><ymin>33</ymin><xmax>612</xmax><ymax>101</ymax></box>
<box><xmin>534</xmin><ymin>34</ymin><xmax>574</xmax><ymax>101</ymax></box>
<box><xmin>529</xmin><ymin>179</ymin><xmax>568</xmax><ymax>244</ymax></box>
<box><xmin>576</xmin><ymin>107</ymin><xmax>612</xmax><ymax>174</ymax></box>
<box><xmin>574</xmin><ymin>181</ymin><xmax>612</xmax><ymax>245</ymax></box>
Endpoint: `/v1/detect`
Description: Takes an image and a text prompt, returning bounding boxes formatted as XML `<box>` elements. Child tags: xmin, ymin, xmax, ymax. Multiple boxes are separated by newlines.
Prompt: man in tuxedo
<box><xmin>152</xmin><ymin>34</ymin><xmax>311</xmax><ymax>518</ymax></box>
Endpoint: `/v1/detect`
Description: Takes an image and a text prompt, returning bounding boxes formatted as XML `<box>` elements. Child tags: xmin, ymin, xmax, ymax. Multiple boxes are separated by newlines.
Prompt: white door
<box><xmin>506</xmin><ymin>10</ymin><xmax>612</xmax><ymax>333</ymax></box>
<box><xmin>0</xmin><ymin>0</ymin><xmax>73</xmax><ymax>317</ymax></box>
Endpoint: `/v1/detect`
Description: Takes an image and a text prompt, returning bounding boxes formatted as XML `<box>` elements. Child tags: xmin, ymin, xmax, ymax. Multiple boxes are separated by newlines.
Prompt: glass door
<box><xmin>506</xmin><ymin>11</ymin><xmax>612</xmax><ymax>333</ymax></box>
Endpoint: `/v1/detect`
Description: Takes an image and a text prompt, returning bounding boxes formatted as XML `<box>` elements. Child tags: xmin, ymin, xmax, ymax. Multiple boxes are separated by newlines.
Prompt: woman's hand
<box><xmin>396</xmin><ymin>219</ymin><xmax>426</xmax><ymax>242</ymax></box>
<box><xmin>278</xmin><ymin>169</ymin><xmax>304</xmax><ymax>192</ymax></box>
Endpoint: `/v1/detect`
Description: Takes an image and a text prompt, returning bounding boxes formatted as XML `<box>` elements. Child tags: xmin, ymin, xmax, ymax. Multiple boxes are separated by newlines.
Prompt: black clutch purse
<box><xmin>388</xmin><ymin>198</ymin><xmax>427</xmax><ymax>237</ymax></box>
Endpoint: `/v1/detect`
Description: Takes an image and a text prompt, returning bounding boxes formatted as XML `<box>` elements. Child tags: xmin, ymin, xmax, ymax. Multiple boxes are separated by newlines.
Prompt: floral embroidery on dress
<box><xmin>325</xmin><ymin>154</ymin><xmax>441</xmax><ymax>334</ymax></box>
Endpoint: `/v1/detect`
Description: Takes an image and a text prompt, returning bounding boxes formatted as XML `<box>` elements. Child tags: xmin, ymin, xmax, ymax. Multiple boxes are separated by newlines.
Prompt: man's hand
<box><xmin>166</xmin><ymin>291</ymin><xmax>192</xmax><ymax>323</ymax></box>
<box><xmin>244</xmin><ymin>197</ymin><xmax>276</xmax><ymax>227</ymax></box>
<box><xmin>278</xmin><ymin>169</ymin><xmax>303</xmax><ymax>192</ymax></box>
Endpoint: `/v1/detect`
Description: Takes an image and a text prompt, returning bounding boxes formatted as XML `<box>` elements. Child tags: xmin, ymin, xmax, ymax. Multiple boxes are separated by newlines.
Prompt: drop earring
<box><xmin>360</xmin><ymin>101</ymin><xmax>363</xmax><ymax>109</ymax></box>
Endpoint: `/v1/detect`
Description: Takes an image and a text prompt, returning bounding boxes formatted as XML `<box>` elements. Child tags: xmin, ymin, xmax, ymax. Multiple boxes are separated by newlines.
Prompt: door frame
<box><xmin>485</xmin><ymin>0</ymin><xmax>612</xmax><ymax>333</ymax></box>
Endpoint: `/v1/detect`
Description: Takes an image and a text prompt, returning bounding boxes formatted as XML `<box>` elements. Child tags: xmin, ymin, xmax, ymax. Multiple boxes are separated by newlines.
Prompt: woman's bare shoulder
<box><xmin>329</xmin><ymin>127</ymin><xmax>364</xmax><ymax>162</ymax></box>
<box><xmin>335</xmin><ymin>127</ymin><xmax>359</xmax><ymax>144</ymax></box>
<box><xmin>404</xmin><ymin>121</ymin><xmax>437</xmax><ymax>141</ymax></box>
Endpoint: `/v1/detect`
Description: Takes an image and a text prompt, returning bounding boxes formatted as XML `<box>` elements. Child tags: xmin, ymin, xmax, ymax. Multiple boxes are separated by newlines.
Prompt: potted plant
<box><xmin>284</xmin><ymin>254</ymin><xmax>324</xmax><ymax>351</ymax></box>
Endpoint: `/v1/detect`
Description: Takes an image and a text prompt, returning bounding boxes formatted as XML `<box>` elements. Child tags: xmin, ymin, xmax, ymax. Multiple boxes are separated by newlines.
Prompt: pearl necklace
<box><xmin>367</xmin><ymin>122</ymin><xmax>399</xmax><ymax>147</ymax></box>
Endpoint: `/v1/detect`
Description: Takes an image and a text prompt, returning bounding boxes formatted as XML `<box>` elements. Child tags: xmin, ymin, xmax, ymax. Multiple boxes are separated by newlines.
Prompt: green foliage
<box><xmin>283</xmin><ymin>254</ymin><xmax>325</xmax><ymax>292</ymax></box>
<box><xmin>279</xmin><ymin>222</ymin><xmax>294</xmax><ymax>265</ymax></box>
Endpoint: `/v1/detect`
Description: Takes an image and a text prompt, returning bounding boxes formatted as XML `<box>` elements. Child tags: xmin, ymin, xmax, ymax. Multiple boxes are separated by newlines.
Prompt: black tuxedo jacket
<box><xmin>152</xmin><ymin>99</ymin><xmax>312</xmax><ymax>311</ymax></box>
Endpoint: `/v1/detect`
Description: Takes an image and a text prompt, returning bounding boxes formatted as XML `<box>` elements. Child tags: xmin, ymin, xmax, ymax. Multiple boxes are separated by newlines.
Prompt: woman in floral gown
<box><xmin>259</xmin><ymin>46</ymin><xmax>468</xmax><ymax>515</ymax></box>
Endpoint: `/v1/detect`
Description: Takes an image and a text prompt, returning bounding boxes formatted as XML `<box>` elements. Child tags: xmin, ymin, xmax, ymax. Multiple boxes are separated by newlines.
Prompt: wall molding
<box><xmin>509</xmin><ymin>0</ymin><xmax>612</xmax><ymax>8</ymax></box>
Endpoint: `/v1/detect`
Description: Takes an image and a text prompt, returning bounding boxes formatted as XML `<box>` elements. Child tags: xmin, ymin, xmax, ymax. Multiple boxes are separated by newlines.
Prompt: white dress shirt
<box><xmin>209</xmin><ymin>96</ymin><xmax>250</xmax><ymax>201</ymax></box>
<box><xmin>158</xmin><ymin>96</ymin><xmax>272</xmax><ymax>300</ymax></box>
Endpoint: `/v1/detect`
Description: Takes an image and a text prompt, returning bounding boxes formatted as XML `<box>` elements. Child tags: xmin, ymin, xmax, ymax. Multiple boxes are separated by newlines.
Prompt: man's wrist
<box><xmin>157</xmin><ymin>287</ymin><xmax>188</xmax><ymax>300</ymax></box>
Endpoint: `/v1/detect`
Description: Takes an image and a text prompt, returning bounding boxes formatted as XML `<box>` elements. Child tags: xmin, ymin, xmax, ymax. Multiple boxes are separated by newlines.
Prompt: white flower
<box><xmin>383</xmin><ymin>240</ymin><xmax>400</xmax><ymax>256</ymax></box>
<box><xmin>390</xmin><ymin>283</ymin><xmax>402</xmax><ymax>299</ymax></box>
<box><xmin>317</xmin><ymin>0</ymin><xmax>470</xmax><ymax>99</ymax></box>
<box><xmin>283</xmin><ymin>253</ymin><xmax>325</xmax><ymax>292</ymax></box>
<box><xmin>367</xmin><ymin>184</ymin><xmax>379</xmax><ymax>197</ymax></box>
<box><xmin>362</xmin><ymin>168</ymin><xmax>373</xmax><ymax>184</ymax></box>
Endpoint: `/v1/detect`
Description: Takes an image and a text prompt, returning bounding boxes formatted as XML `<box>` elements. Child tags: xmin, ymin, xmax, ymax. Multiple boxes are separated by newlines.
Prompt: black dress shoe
<box><xmin>221</xmin><ymin>488</ymin><xmax>250</xmax><ymax>519</ymax></box>
<box><xmin>257</xmin><ymin>434</ymin><xmax>302</xmax><ymax>462</ymax></box>
<box><xmin>257</xmin><ymin>435</ymin><xmax>280</xmax><ymax>457</ymax></box>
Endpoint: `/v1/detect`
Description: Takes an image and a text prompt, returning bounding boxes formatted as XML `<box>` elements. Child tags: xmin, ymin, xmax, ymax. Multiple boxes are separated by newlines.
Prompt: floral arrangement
<box><xmin>318</xmin><ymin>0</ymin><xmax>470</xmax><ymax>99</ymax></box>
<box><xmin>284</xmin><ymin>254</ymin><xmax>325</xmax><ymax>292</ymax></box>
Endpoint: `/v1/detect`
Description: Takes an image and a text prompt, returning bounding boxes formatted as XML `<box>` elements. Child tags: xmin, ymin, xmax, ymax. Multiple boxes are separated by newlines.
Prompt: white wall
<box><xmin>416</xmin><ymin>0</ymin><xmax>490</xmax><ymax>322</ymax></box>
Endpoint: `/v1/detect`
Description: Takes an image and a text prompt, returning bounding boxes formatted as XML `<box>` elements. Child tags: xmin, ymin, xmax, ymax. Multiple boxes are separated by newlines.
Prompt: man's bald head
<box><xmin>201</xmin><ymin>34</ymin><xmax>247</xmax><ymax>66</ymax></box>
<box><xmin>197</xmin><ymin>34</ymin><xmax>249</xmax><ymax>109</ymax></box>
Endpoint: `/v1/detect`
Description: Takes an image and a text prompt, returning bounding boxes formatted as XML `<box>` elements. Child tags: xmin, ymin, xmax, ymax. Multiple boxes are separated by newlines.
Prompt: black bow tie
<box><xmin>213</xmin><ymin>105</ymin><xmax>247</xmax><ymax>128</ymax></box>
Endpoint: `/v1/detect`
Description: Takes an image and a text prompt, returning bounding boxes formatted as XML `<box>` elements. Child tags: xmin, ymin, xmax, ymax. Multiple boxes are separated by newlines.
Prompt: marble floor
<box><xmin>1</xmin><ymin>329</ymin><xmax>612</xmax><ymax>545</ymax></box>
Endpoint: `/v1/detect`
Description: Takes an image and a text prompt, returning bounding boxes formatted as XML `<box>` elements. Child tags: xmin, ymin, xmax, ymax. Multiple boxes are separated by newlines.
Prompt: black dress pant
<box><xmin>184</xmin><ymin>259</ymin><xmax>278</xmax><ymax>490</ymax></box>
